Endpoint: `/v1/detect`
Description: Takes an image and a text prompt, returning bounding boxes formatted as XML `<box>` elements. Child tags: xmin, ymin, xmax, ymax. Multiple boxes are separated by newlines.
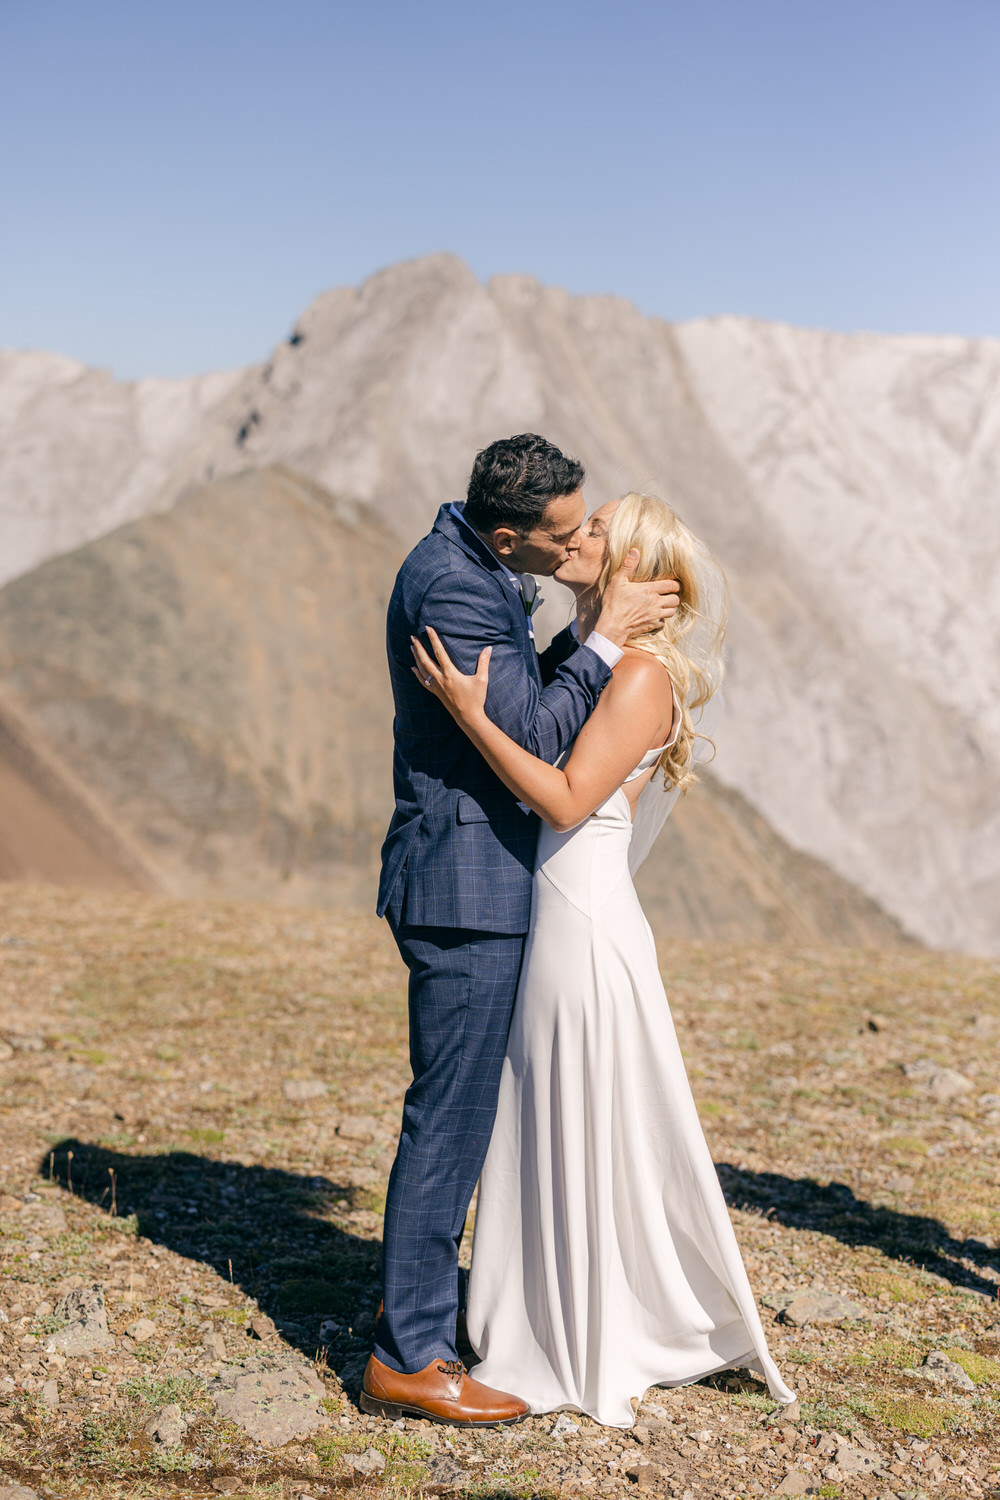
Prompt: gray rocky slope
<box><xmin>0</xmin><ymin>467</ymin><xmax>906</xmax><ymax>946</ymax></box>
<box><xmin>2</xmin><ymin>254</ymin><xmax>997</xmax><ymax>951</ymax></box>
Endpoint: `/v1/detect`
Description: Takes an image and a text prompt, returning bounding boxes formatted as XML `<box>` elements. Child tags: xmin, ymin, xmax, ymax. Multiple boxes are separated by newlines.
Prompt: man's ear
<box><xmin>491</xmin><ymin>527</ymin><xmax>521</xmax><ymax>557</ymax></box>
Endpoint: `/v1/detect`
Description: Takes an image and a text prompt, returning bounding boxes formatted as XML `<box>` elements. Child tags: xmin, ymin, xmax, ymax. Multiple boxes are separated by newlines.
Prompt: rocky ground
<box><xmin>0</xmin><ymin>882</ymin><xmax>998</xmax><ymax>1500</ymax></box>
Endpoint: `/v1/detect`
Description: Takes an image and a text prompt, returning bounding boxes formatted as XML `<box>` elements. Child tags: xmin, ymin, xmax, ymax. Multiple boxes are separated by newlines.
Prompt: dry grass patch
<box><xmin>848</xmin><ymin>1335</ymin><xmax>924</xmax><ymax>1368</ymax></box>
<box><xmin>855</xmin><ymin>1270</ymin><xmax>930</xmax><ymax>1303</ymax></box>
<box><xmin>868</xmin><ymin>1393</ymin><xmax>967</xmax><ymax>1438</ymax></box>
<box><xmin>943</xmin><ymin>1348</ymin><xmax>1000</xmax><ymax>1388</ymax></box>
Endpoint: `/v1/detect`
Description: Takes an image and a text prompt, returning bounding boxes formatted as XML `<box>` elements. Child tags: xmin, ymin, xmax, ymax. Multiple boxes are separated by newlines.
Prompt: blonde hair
<box><xmin>596</xmin><ymin>492</ymin><xmax>728</xmax><ymax>791</ymax></box>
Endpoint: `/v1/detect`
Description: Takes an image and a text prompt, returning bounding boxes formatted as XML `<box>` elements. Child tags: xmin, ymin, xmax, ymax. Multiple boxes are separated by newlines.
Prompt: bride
<box><xmin>411</xmin><ymin>492</ymin><xmax>795</xmax><ymax>1428</ymax></box>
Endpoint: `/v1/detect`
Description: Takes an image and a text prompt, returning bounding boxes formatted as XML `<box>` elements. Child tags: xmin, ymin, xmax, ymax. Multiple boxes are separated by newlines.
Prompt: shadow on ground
<box><xmin>42</xmin><ymin>1138</ymin><xmax>382</xmax><ymax>1385</ymax></box>
<box><xmin>718</xmin><ymin>1163</ymin><xmax>1000</xmax><ymax>1301</ymax></box>
<box><xmin>39</xmin><ymin>1141</ymin><xmax>998</xmax><ymax>1387</ymax></box>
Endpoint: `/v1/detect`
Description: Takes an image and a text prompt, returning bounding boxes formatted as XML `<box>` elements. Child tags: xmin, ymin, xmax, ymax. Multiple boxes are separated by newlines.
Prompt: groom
<box><xmin>364</xmin><ymin>434</ymin><xmax>679</xmax><ymax>1424</ymax></box>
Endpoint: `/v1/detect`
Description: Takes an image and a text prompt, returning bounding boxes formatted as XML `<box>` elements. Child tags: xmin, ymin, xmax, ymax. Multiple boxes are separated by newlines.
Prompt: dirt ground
<box><xmin>0</xmin><ymin>882</ymin><xmax>998</xmax><ymax>1499</ymax></box>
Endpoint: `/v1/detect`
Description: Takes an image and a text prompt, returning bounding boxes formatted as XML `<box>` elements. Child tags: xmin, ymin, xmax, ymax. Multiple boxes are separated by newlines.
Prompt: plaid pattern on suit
<box><xmin>373</xmin><ymin>503</ymin><xmax>612</xmax><ymax>1374</ymax></box>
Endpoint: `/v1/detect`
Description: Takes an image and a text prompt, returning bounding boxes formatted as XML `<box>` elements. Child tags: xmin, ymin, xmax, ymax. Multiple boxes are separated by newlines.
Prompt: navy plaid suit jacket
<box><xmin>377</xmin><ymin>503</ymin><xmax>612</xmax><ymax>934</ymax></box>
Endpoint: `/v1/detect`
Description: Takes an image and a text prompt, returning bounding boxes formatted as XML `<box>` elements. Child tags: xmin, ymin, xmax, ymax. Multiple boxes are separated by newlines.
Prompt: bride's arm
<box><xmin>412</xmin><ymin>628</ymin><xmax>671</xmax><ymax>832</ymax></box>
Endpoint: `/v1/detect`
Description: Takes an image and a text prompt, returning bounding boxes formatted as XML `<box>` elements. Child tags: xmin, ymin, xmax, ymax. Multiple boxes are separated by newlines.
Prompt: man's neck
<box><xmin>450</xmin><ymin>503</ymin><xmax>518</xmax><ymax>576</ymax></box>
<box><xmin>474</xmin><ymin>529</ymin><xmax>513</xmax><ymax>569</ymax></box>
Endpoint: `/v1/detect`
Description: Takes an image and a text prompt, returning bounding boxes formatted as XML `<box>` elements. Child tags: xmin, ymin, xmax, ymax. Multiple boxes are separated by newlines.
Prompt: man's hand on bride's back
<box><xmin>595</xmin><ymin>549</ymin><xmax>680</xmax><ymax>646</ymax></box>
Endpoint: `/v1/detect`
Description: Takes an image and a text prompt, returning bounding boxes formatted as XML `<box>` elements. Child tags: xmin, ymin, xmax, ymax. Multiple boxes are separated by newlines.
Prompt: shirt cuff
<box><xmin>570</xmin><ymin>618</ymin><xmax>623</xmax><ymax>669</ymax></box>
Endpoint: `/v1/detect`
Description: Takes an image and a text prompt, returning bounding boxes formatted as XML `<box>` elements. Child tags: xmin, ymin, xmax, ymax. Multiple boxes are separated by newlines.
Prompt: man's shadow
<box><xmin>41</xmin><ymin>1140</ymin><xmax>999</xmax><ymax>1387</ymax></box>
<box><xmin>41</xmin><ymin>1138</ymin><xmax>382</xmax><ymax>1385</ymax></box>
<box><xmin>716</xmin><ymin>1163</ymin><xmax>1000</xmax><ymax>1301</ymax></box>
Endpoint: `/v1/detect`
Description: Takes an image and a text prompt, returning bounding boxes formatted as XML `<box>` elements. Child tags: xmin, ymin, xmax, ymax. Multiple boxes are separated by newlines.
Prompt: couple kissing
<box><xmin>364</xmin><ymin>433</ymin><xmax>795</xmax><ymax>1429</ymax></box>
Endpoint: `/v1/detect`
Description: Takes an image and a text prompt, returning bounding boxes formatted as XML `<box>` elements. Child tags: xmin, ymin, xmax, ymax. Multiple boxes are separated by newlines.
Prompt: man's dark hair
<box><xmin>464</xmin><ymin>434</ymin><xmax>585</xmax><ymax>534</ymax></box>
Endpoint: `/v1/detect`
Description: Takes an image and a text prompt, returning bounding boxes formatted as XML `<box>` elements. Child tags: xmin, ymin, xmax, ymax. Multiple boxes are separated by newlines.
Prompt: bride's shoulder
<box><xmin>600</xmin><ymin>648</ymin><xmax>675</xmax><ymax>724</ymax></box>
<box><xmin>613</xmin><ymin>647</ymin><xmax>674</xmax><ymax>695</ymax></box>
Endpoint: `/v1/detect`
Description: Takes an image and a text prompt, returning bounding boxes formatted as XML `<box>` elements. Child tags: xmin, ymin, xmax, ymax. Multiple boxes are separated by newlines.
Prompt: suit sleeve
<box><xmin>537</xmin><ymin>626</ymin><xmax>577</xmax><ymax>686</ymax></box>
<box><xmin>415</xmin><ymin>577</ymin><xmax>610</xmax><ymax>766</ymax></box>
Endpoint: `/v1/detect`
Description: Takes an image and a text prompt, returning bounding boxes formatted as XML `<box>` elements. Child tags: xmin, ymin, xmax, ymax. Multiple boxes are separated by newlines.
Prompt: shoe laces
<box><xmin>436</xmin><ymin>1359</ymin><xmax>465</xmax><ymax>1380</ymax></box>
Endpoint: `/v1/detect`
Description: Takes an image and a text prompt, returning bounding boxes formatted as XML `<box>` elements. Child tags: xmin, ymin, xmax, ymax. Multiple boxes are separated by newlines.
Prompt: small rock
<box><xmin>977</xmin><ymin>1093</ymin><xmax>1000</xmax><ymax>1109</ymax></box>
<box><xmin>780</xmin><ymin>1399</ymin><xmax>802</xmax><ymax>1423</ymax></box>
<box><xmin>210</xmin><ymin>1479</ymin><xmax>243</xmax><ymax>1494</ymax></box>
<box><xmin>927</xmin><ymin>1068</ymin><xmax>974</xmax><ymax>1102</ymax></box>
<box><xmin>208</xmin><ymin>1357</ymin><xmax>328</xmax><ymax>1445</ymax></box>
<box><xmin>428</xmin><ymin>1455</ymin><xmax>466</xmax><ymax>1484</ymax></box>
<box><xmin>248</xmin><ymin>1313</ymin><xmax>277</xmax><ymax>1340</ymax></box>
<box><xmin>761</xmin><ymin>1291</ymin><xmax>800</xmax><ymax>1311</ymax></box>
<box><xmin>834</xmin><ymin>1442</ymin><xmax>885</xmax><ymax>1477</ymax></box>
<box><xmin>343</xmin><ymin>1447</ymin><xmax>386</xmax><ymax>1475</ymax></box>
<box><xmin>318</xmin><ymin>1317</ymin><xmax>343</xmax><ymax>1342</ymax></box>
<box><xmin>551</xmin><ymin>1412</ymin><xmax>581</xmax><ymax>1437</ymax></box>
<box><xmin>336</xmin><ymin>1115</ymin><xmax>379</xmax><ymax>1143</ymax></box>
<box><xmin>44</xmin><ymin>1284</ymin><xmax>114</xmax><ymax>1355</ymax></box>
<box><xmin>922</xmin><ymin>1350</ymin><xmax>976</xmax><ymax>1391</ymax></box>
<box><xmin>40</xmin><ymin>1377</ymin><xmax>59</xmax><ymax>1408</ymax></box>
<box><xmin>201</xmin><ymin>1330</ymin><xmax>227</xmax><ymax>1360</ymax></box>
<box><xmin>780</xmin><ymin>1290</ymin><xmax>866</xmax><ymax>1327</ymax></box>
<box><xmin>632</xmin><ymin>1465</ymin><xmax>663</xmax><ymax>1491</ymax></box>
<box><xmin>127</xmin><ymin>1317</ymin><xmax>158</xmax><ymax>1343</ymax></box>
<box><xmin>0</xmin><ymin>1486</ymin><xmax>42</xmax><ymax>1500</ymax></box>
<box><xmin>0</xmin><ymin>1039</ymin><xmax>14</xmax><ymax>1061</ymax></box>
<box><xmin>866</xmin><ymin>1014</ymin><xmax>890</xmax><ymax>1032</ymax></box>
<box><xmin>0</xmin><ymin>1194</ymin><xmax>22</xmax><ymax>1213</ymax></box>
<box><xmin>144</xmin><ymin>1401</ymin><xmax>188</xmax><ymax>1447</ymax></box>
<box><xmin>631</xmin><ymin>1421</ymin><xmax>652</xmax><ymax>1444</ymax></box>
<box><xmin>901</xmin><ymin>1060</ymin><xmax>973</xmax><ymax>1102</ymax></box>
<box><xmin>775</xmin><ymin>1473</ymin><xmax>812</xmax><ymax>1496</ymax></box>
<box><xmin>282</xmin><ymin>1078</ymin><xmax>328</xmax><ymax>1103</ymax></box>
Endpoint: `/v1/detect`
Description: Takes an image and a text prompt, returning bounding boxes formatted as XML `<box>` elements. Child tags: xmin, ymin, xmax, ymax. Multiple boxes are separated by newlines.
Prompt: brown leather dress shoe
<box><xmin>361</xmin><ymin>1353</ymin><xmax>529</xmax><ymax>1426</ymax></box>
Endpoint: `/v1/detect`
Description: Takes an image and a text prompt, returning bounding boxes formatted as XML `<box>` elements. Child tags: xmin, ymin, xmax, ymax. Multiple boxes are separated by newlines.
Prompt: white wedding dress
<box><xmin>466</xmin><ymin>685</ymin><xmax>795</xmax><ymax>1427</ymax></box>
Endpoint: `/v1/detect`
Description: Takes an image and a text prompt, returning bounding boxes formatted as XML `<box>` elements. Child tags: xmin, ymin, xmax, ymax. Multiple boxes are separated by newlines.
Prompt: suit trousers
<box><xmin>373</xmin><ymin>906</ymin><xmax>526</xmax><ymax>1373</ymax></box>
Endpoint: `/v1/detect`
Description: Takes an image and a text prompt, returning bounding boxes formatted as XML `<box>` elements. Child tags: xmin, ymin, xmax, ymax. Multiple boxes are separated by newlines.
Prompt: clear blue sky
<box><xmin>2</xmin><ymin>0</ymin><xmax>998</xmax><ymax>378</ymax></box>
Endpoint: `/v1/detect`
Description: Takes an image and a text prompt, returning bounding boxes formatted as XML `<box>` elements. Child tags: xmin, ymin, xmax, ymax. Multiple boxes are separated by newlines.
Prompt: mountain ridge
<box><xmin>0</xmin><ymin>466</ymin><xmax>909</xmax><ymax>948</ymax></box>
<box><xmin>2</xmin><ymin>254</ymin><xmax>996</xmax><ymax>951</ymax></box>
